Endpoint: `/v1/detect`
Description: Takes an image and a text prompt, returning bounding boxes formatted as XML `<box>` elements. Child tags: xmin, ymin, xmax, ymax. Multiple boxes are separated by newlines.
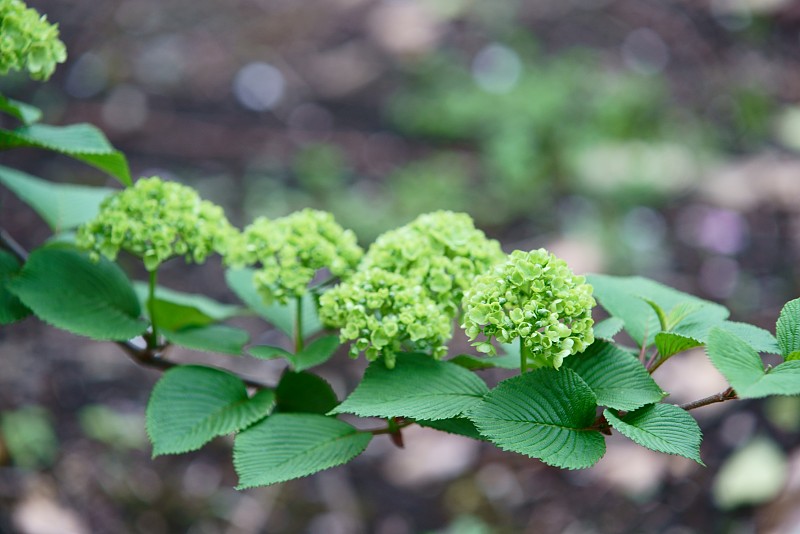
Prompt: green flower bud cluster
<box><xmin>320</xmin><ymin>211</ymin><xmax>505</xmax><ymax>366</ymax></box>
<box><xmin>360</xmin><ymin>211</ymin><xmax>505</xmax><ymax>314</ymax></box>
<box><xmin>318</xmin><ymin>268</ymin><xmax>453</xmax><ymax>368</ymax></box>
<box><xmin>76</xmin><ymin>176</ymin><xmax>236</xmax><ymax>271</ymax></box>
<box><xmin>461</xmin><ymin>249</ymin><xmax>596</xmax><ymax>370</ymax></box>
<box><xmin>227</xmin><ymin>209</ymin><xmax>363</xmax><ymax>304</ymax></box>
<box><xmin>0</xmin><ymin>0</ymin><xmax>66</xmax><ymax>81</ymax></box>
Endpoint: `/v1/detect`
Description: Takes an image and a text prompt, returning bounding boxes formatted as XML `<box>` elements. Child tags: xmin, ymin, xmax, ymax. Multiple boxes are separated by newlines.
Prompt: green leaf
<box><xmin>295</xmin><ymin>335</ymin><xmax>340</xmax><ymax>371</ymax></box>
<box><xmin>146</xmin><ymin>365</ymin><xmax>274</xmax><ymax>456</ymax></box>
<box><xmin>330</xmin><ymin>352</ymin><xmax>489</xmax><ymax>421</ymax></box>
<box><xmin>468</xmin><ymin>368</ymin><xmax>605</xmax><ymax>469</ymax></box>
<box><xmin>225</xmin><ymin>268</ymin><xmax>322</xmax><ymax>337</ymax></box>
<box><xmin>593</xmin><ymin>317</ymin><xmax>624</xmax><ymax>341</ymax></box>
<box><xmin>133</xmin><ymin>282</ymin><xmax>244</xmax><ymax>322</ymax></box>
<box><xmin>0</xmin><ymin>94</ymin><xmax>41</xmax><ymax>124</ymax></box>
<box><xmin>562</xmin><ymin>341</ymin><xmax>666</xmax><ymax>411</ymax></box>
<box><xmin>449</xmin><ymin>352</ymin><xmax>519</xmax><ymax>370</ymax></box>
<box><xmin>777</xmin><ymin>298</ymin><xmax>800</xmax><ymax>359</ymax></box>
<box><xmin>151</xmin><ymin>299</ymin><xmax>215</xmax><ymax>331</ymax></box>
<box><xmin>276</xmin><ymin>371</ymin><xmax>339</xmax><ymax>414</ymax></box>
<box><xmin>233</xmin><ymin>413</ymin><xmax>371</xmax><ymax>488</ymax></box>
<box><xmin>604</xmin><ymin>404</ymin><xmax>704</xmax><ymax>465</ymax></box>
<box><xmin>654</xmin><ymin>332</ymin><xmax>703</xmax><ymax>359</ymax></box>
<box><xmin>787</xmin><ymin>351</ymin><xmax>800</xmax><ymax>362</ymax></box>
<box><xmin>716</xmin><ymin>321</ymin><xmax>780</xmax><ymax>355</ymax></box>
<box><xmin>0</xmin><ymin>164</ymin><xmax>115</xmax><ymax>232</ymax></box>
<box><xmin>588</xmin><ymin>274</ymin><xmax>729</xmax><ymax>346</ymax></box>
<box><xmin>162</xmin><ymin>324</ymin><xmax>249</xmax><ymax>355</ymax></box>
<box><xmin>706</xmin><ymin>328</ymin><xmax>800</xmax><ymax>398</ymax></box>
<box><xmin>0</xmin><ymin>250</ymin><xmax>30</xmax><ymax>324</ymax></box>
<box><xmin>0</xmin><ymin>124</ymin><xmax>131</xmax><ymax>186</ymax></box>
<box><xmin>416</xmin><ymin>418</ymin><xmax>485</xmax><ymax>440</ymax></box>
<box><xmin>248</xmin><ymin>345</ymin><xmax>293</xmax><ymax>361</ymax></box>
<box><xmin>7</xmin><ymin>245</ymin><xmax>147</xmax><ymax>340</ymax></box>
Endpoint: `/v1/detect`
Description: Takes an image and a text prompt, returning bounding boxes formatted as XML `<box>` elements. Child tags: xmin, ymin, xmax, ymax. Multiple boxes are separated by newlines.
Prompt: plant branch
<box><xmin>678</xmin><ymin>387</ymin><xmax>737</xmax><ymax>411</ymax></box>
<box><xmin>0</xmin><ymin>227</ymin><xmax>28</xmax><ymax>262</ymax></box>
<box><xmin>365</xmin><ymin>419</ymin><xmax>414</xmax><ymax>435</ymax></box>
<box><xmin>294</xmin><ymin>296</ymin><xmax>304</xmax><ymax>353</ymax></box>
<box><xmin>147</xmin><ymin>269</ymin><xmax>159</xmax><ymax>349</ymax></box>
<box><xmin>115</xmin><ymin>341</ymin><xmax>272</xmax><ymax>389</ymax></box>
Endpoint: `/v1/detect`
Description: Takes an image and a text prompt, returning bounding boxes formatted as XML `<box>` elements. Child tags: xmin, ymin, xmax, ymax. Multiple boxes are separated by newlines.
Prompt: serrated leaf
<box><xmin>0</xmin><ymin>124</ymin><xmax>131</xmax><ymax>185</ymax></box>
<box><xmin>133</xmin><ymin>282</ymin><xmax>243</xmax><ymax>322</ymax></box>
<box><xmin>7</xmin><ymin>245</ymin><xmax>147</xmax><ymax>340</ymax></box>
<box><xmin>233</xmin><ymin>413</ymin><xmax>371</xmax><ymax>488</ymax></box>
<box><xmin>0</xmin><ymin>94</ymin><xmax>41</xmax><ymax>124</ymax></box>
<box><xmin>151</xmin><ymin>299</ymin><xmax>215</xmax><ymax>331</ymax></box>
<box><xmin>588</xmin><ymin>274</ymin><xmax>729</xmax><ymax>346</ymax></box>
<box><xmin>604</xmin><ymin>404</ymin><xmax>704</xmax><ymax>464</ymax></box>
<box><xmin>225</xmin><ymin>268</ymin><xmax>322</xmax><ymax>337</ymax></box>
<box><xmin>654</xmin><ymin>332</ymin><xmax>703</xmax><ymax>359</ymax></box>
<box><xmin>777</xmin><ymin>298</ymin><xmax>800</xmax><ymax>360</ymax></box>
<box><xmin>716</xmin><ymin>321</ymin><xmax>780</xmax><ymax>355</ymax></box>
<box><xmin>330</xmin><ymin>352</ymin><xmax>489</xmax><ymax>421</ymax></box>
<box><xmin>562</xmin><ymin>341</ymin><xmax>666</xmax><ymax>411</ymax></box>
<box><xmin>468</xmin><ymin>368</ymin><xmax>605</xmax><ymax>469</ymax></box>
<box><xmin>706</xmin><ymin>328</ymin><xmax>800</xmax><ymax>399</ymax></box>
<box><xmin>146</xmin><ymin>365</ymin><xmax>274</xmax><ymax>456</ymax></box>
<box><xmin>0</xmin><ymin>250</ymin><xmax>30</xmax><ymax>324</ymax></box>
<box><xmin>276</xmin><ymin>371</ymin><xmax>338</xmax><ymax>414</ymax></box>
<box><xmin>416</xmin><ymin>418</ymin><xmax>485</xmax><ymax>440</ymax></box>
<box><xmin>162</xmin><ymin>324</ymin><xmax>249</xmax><ymax>355</ymax></box>
<box><xmin>0</xmin><ymin>164</ymin><xmax>115</xmax><ymax>232</ymax></box>
<box><xmin>787</xmin><ymin>352</ymin><xmax>800</xmax><ymax>362</ymax></box>
<box><xmin>248</xmin><ymin>345</ymin><xmax>293</xmax><ymax>361</ymax></box>
<box><xmin>593</xmin><ymin>317</ymin><xmax>624</xmax><ymax>341</ymax></box>
<box><xmin>295</xmin><ymin>335</ymin><xmax>339</xmax><ymax>371</ymax></box>
<box><xmin>449</xmin><ymin>353</ymin><xmax>519</xmax><ymax>370</ymax></box>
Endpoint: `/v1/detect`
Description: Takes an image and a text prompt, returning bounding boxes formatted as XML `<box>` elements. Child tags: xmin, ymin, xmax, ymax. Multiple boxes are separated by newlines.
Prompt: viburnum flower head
<box><xmin>0</xmin><ymin>0</ymin><xmax>67</xmax><ymax>80</ymax></box>
<box><xmin>227</xmin><ymin>209</ymin><xmax>363</xmax><ymax>305</ymax></box>
<box><xmin>462</xmin><ymin>249</ymin><xmax>596</xmax><ymax>370</ymax></box>
<box><xmin>76</xmin><ymin>176</ymin><xmax>237</xmax><ymax>271</ymax></box>
<box><xmin>319</xmin><ymin>267</ymin><xmax>453</xmax><ymax>369</ymax></box>
<box><xmin>359</xmin><ymin>210</ymin><xmax>505</xmax><ymax>315</ymax></box>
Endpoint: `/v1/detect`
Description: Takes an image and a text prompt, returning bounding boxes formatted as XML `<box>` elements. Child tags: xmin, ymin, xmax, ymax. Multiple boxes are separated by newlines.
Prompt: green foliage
<box><xmin>448</xmin><ymin>352</ymin><xmax>520</xmax><ymax>371</ymax></box>
<box><xmin>233</xmin><ymin>413</ymin><xmax>371</xmax><ymax>488</ymax></box>
<box><xmin>0</xmin><ymin>93</ymin><xmax>41</xmax><ymax>124</ymax></box>
<box><xmin>706</xmin><ymin>328</ymin><xmax>800</xmax><ymax>399</ymax></box>
<box><xmin>469</xmin><ymin>368</ymin><xmax>606</xmax><ymax>469</ymax></box>
<box><xmin>777</xmin><ymin>298</ymin><xmax>800</xmax><ymax>360</ymax></box>
<box><xmin>654</xmin><ymin>332</ymin><xmax>703</xmax><ymax>360</ymax></box>
<box><xmin>0</xmin><ymin>405</ymin><xmax>58</xmax><ymax>468</ymax></box>
<box><xmin>562</xmin><ymin>341</ymin><xmax>666</xmax><ymax>411</ymax></box>
<box><xmin>133</xmin><ymin>282</ymin><xmax>244</xmax><ymax>323</ymax></box>
<box><xmin>275</xmin><ymin>371</ymin><xmax>339</xmax><ymax>415</ymax></box>
<box><xmin>331</xmin><ymin>352</ymin><xmax>488</xmax><ymax>421</ymax></box>
<box><xmin>77</xmin><ymin>176</ymin><xmax>235</xmax><ymax>270</ymax></box>
<box><xmin>248</xmin><ymin>336</ymin><xmax>339</xmax><ymax>371</ymax></box>
<box><xmin>0</xmin><ymin>0</ymin><xmax>66</xmax><ymax>80</ymax></box>
<box><xmin>593</xmin><ymin>317</ymin><xmax>624</xmax><ymax>341</ymax></box>
<box><xmin>146</xmin><ymin>365</ymin><xmax>275</xmax><ymax>456</ymax></box>
<box><xmin>0</xmin><ymin>124</ymin><xmax>130</xmax><ymax>185</ymax></box>
<box><xmin>588</xmin><ymin>274</ymin><xmax>729</xmax><ymax>346</ymax></box>
<box><xmin>0</xmin><ymin>249</ymin><xmax>29</xmax><ymax>324</ymax></box>
<box><xmin>7</xmin><ymin>245</ymin><xmax>147</xmax><ymax>340</ymax></box>
<box><xmin>416</xmin><ymin>417</ymin><xmax>485</xmax><ymax>441</ymax></box>
<box><xmin>162</xmin><ymin>324</ymin><xmax>250</xmax><ymax>355</ymax></box>
<box><xmin>604</xmin><ymin>404</ymin><xmax>704</xmax><ymax>464</ymax></box>
<box><xmin>227</xmin><ymin>208</ymin><xmax>362</xmax><ymax>304</ymax></box>
<box><xmin>462</xmin><ymin>249</ymin><xmax>595</xmax><ymax>369</ymax></box>
<box><xmin>0</xmin><ymin>164</ymin><xmax>115</xmax><ymax>232</ymax></box>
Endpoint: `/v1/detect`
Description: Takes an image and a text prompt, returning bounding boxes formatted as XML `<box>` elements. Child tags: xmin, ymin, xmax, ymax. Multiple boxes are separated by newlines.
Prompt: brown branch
<box><xmin>678</xmin><ymin>387</ymin><xmax>737</xmax><ymax>411</ymax></box>
<box><xmin>0</xmin><ymin>228</ymin><xmax>28</xmax><ymax>262</ymax></box>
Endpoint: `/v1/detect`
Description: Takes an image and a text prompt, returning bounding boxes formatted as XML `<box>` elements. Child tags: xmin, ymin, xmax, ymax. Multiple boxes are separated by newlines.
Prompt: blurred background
<box><xmin>2</xmin><ymin>0</ymin><xmax>800</xmax><ymax>532</ymax></box>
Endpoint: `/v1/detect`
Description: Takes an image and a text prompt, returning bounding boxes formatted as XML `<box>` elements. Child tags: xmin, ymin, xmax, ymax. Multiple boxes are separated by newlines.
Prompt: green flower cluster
<box><xmin>227</xmin><ymin>209</ymin><xmax>363</xmax><ymax>304</ymax></box>
<box><xmin>320</xmin><ymin>211</ymin><xmax>505</xmax><ymax>366</ymax></box>
<box><xmin>76</xmin><ymin>176</ymin><xmax>236</xmax><ymax>271</ymax></box>
<box><xmin>319</xmin><ymin>268</ymin><xmax>452</xmax><ymax>368</ymax></box>
<box><xmin>360</xmin><ymin>211</ymin><xmax>505</xmax><ymax>313</ymax></box>
<box><xmin>462</xmin><ymin>249</ymin><xmax>596</xmax><ymax>370</ymax></box>
<box><xmin>0</xmin><ymin>0</ymin><xmax>66</xmax><ymax>80</ymax></box>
